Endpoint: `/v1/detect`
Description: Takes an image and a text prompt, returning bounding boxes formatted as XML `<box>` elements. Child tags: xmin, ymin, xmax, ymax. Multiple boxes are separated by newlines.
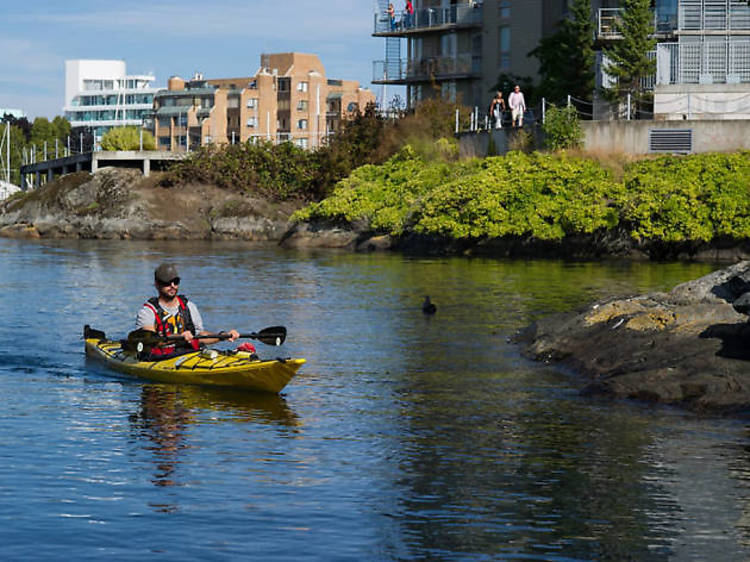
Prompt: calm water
<box><xmin>1</xmin><ymin>238</ymin><xmax>749</xmax><ymax>561</ymax></box>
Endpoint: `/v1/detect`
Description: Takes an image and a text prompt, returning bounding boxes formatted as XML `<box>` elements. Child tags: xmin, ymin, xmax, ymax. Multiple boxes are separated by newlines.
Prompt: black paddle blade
<box><xmin>84</xmin><ymin>325</ymin><xmax>107</xmax><ymax>341</ymax></box>
<box><xmin>251</xmin><ymin>326</ymin><xmax>286</xmax><ymax>346</ymax></box>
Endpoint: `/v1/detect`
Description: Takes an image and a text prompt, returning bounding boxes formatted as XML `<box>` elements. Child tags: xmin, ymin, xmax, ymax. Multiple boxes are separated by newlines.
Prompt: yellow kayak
<box><xmin>84</xmin><ymin>335</ymin><xmax>305</xmax><ymax>393</ymax></box>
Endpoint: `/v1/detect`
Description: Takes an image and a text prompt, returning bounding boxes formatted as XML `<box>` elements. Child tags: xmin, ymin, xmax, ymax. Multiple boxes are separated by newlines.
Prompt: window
<box><xmin>297</xmin><ymin>119</ymin><xmax>308</xmax><ymax>130</ymax></box>
<box><xmin>178</xmin><ymin>114</ymin><xmax>188</xmax><ymax>127</ymax></box>
<box><xmin>246</xmin><ymin>117</ymin><xmax>257</xmax><ymax>127</ymax></box>
<box><xmin>296</xmin><ymin>138</ymin><xmax>308</xmax><ymax>149</ymax></box>
<box><xmin>227</xmin><ymin>95</ymin><xmax>240</xmax><ymax>109</ymax></box>
<box><xmin>297</xmin><ymin>81</ymin><xmax>309</xmax><ymax>92</ymax></box>
<box><xmin>499</xmin><ymin>26</ymin><xmax>511</xmax><ymax>70</ymax></box>
<box><xmin>247</xmin><ymin>98</ymin><xmax>258</xmax><ymax>109</ymax></box>
<box><xmin>159</xmin><ymin>136</ymin><xmax>171</xmax><ymax>147</ymax></box>
<box><xmin>499</xmin><ymin>1</ymin><xmax>510</xmax><ymax>19</ymax></box>
<box><xmin>297</xmin><ymin>100</ymin><xmax>308</xmax><ymax>111</ymax></box>
<box><xmin>347</xmin><ymin>102</ymin><xmax>359</xmax><ymax>113</ymax></box>
<box><xmin>278</xmin><ymin>78</ymin><xmax>290</xmax><ymax>92</ymax></box>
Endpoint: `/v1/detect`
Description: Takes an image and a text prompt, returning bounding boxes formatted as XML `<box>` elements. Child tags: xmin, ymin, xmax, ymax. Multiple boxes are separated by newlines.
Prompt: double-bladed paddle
<box><xmin>165</xmin><ymin>326</ymin><xmax>287</xmax><ymax>346</ymax></box>
<box><xmin>121</xmin><ymin>325</ymin><xmax>286</xmax><ymax>353</ymax></box>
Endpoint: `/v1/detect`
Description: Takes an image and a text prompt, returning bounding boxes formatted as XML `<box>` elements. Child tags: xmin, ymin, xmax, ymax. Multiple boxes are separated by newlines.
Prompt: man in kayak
<box><xmin>135</xmin><ymin>263</ymin><xmax>239</xmax><ymax>356</ymax></box>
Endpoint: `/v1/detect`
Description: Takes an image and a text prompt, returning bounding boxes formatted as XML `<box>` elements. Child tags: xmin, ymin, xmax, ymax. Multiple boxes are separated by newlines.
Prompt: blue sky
<box><xmin>0</xmin><ymin>0</ymin><xmax>395</xmax><ymax>120</ymax></box>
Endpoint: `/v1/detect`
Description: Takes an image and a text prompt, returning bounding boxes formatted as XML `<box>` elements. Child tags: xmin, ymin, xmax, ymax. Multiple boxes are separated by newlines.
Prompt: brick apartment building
<box><xmin>151</xmin><ymin>53</ymin><xmax>375</xmax><ymax>151</ymax></box>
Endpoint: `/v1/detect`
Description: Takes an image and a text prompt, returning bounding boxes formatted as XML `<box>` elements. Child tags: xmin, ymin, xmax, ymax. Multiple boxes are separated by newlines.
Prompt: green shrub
<box><xmin>101</xmin><ymin>126</ymin><xmax>155</xmax><ymax>150</ymax></box>
<box><xmin>542</xmin><ymin>105</ymin><xmax>584</xmax><ymax>151</ymax></box>
<box><xmin>619</xmin><ymin>152</ymin><xmax>750</xmax><ymax>241</ymax></box>
<box><xmin>294</xmin><ymin>148</ymin><xmax>750</xmax><ymax>246</ymax></box>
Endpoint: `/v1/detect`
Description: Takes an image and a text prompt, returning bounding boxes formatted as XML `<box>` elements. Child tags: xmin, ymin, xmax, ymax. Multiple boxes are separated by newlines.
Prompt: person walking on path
<box><xmin>387</xmin><ymin>3</ymin><xmax>396</xmax><ymax>30</ymax></box>
<box><xmin>488</xmin><ymin>91</ymin><xmax>506</xmax><ymax>129</ymax></box>
<box><xmin>509</xmin><ymin>85</ymin><xmax>526</xmax><ymax>128</ymax></box>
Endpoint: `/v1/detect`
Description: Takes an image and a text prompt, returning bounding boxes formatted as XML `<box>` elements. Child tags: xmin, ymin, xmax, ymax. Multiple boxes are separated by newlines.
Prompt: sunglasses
<box><xmin>158</xmin><ymin>277</ymin><xmax>181</xmax><ymax>287</ymax></box>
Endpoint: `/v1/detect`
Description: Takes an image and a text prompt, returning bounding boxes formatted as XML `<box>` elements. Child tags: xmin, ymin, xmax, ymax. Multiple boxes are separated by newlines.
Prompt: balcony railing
<box><xmin>373</xmin><ymin>54</ymin><xmax>480</xmax><ymax>83</ymax></box>
<box><xmin>373</xmin><ymin>2</ymin><xmax>482</xmax><ymax>34</ymax></box>
<box><xmin>598</xmin><ymin>7</ymin><xmax>677</xmax><ymax>38</ymax></box>
<box><xmin>656</xmin><ymin>41</ymin><xmax>750</xmax><ymax>84</ymax></box>
<box><xmin>679</xmin><ymin>1</ymin><xmax>750</xmax><ymax>31</ymax></box>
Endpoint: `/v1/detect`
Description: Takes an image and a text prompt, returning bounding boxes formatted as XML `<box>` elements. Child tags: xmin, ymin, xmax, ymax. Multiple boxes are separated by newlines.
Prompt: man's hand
<box><xmin>179</xmin><ymin>330</ymin><xmax>195</xmax><ymax>342</ymax></box>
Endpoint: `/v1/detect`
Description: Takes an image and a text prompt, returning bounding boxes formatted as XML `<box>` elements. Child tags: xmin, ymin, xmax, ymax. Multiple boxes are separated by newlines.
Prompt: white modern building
<box><xmin>64</xmin><ymin>60</ymin><xmax>159</xmax><ymax>141</ymax></box>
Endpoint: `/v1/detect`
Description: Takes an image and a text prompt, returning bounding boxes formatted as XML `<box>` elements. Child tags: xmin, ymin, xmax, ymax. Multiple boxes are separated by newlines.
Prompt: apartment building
<box><xmin>595</xmin><ymin>1</ymin><xmax>750</xmax><ymax>119</ymax></box>
<box><xmin>653</xmin><ymin>0</ymin><xmax>750</xmax><ymax>119</ymax></box>
<box><xmin>372</xmin><ymin>1</ymin><xmax>568</xmax><ymax>109</ymax></box>
<box><xmin>151</xmin><ymin>53</ymin><xmax>375</xmax><ymax>151</ymax></box>
<box><xmin>63</xmin><ymin>60</ymin><xmax>159</xmax><ymax>142</ymax></box>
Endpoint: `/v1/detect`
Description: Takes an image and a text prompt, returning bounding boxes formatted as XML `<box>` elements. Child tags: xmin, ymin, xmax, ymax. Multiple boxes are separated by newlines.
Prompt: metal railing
<box><xmin>373</xmin><ymin>2</ymin><xmax>482</xmax><ymax>34</ymax></box>
<box><xmin>373</xmin><ymin>53</ymin><xmax>480</xmax><ymax>83</ymax></box>
<box><xmin>679</xmin><ymin>0</ymin><xmax>750</xmax><ymax>31</ymax></box>
<box><xmin>656</xmin><ymin>40</ymin><xmax>750</xmax><ymax>84</ymax></box>
<box><xmin>598</xmin><ymin>7</ymin><xmax>677</xmax><ymax>38</ymax></box>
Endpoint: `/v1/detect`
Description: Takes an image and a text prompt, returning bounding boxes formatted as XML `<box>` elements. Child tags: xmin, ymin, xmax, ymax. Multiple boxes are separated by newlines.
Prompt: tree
<box><xmin>101</xmin><ymin>126</ymin><xmax>155</xmax><ymax>151</ymax></box>
<box><xmin>70</xmin><ymin>127</ymin><xmax>96</xmax><ymax>153</ymax></box>
<box><xmin>530</xmin><ymin>0</ymin><xmax>595</xmax><ymax>104</ymax></box>
<box><xmin>491</xmin><ymin>73</ymin><xmax>537</xmax><ymax>106</ymax></box>
<box><xmin>603</xmin><ymin>0</ymin><xmax>656</xmax><ymax>107</ymax></box>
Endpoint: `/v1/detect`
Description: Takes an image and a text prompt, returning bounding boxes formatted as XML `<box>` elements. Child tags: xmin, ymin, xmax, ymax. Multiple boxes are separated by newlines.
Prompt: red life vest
<box><xmin>144</xmin><ymin>295</ymin><xmax>200</xmax><ymax>356</ymax></box>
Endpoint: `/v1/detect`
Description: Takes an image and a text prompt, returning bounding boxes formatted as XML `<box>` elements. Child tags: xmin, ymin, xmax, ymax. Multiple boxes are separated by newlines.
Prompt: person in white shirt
<box><xmin>508</xmin><ymin>85</ymin><xmax>526</xmax><ymax>128</ymax></box>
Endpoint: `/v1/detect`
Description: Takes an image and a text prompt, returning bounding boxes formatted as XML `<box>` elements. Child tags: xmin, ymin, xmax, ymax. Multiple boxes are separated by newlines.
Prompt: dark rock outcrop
<box><xmin>519</xmin><ymin>261</ymin><xmax>750</xmax><ymax>414</ymax></box>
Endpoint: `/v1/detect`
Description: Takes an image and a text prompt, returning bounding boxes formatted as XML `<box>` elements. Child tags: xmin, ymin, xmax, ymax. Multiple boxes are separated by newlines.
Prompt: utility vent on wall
<box><xmin>649</xmin><ymin>129</ymin><xmax>692</xmax><ymax>153</ymax></box>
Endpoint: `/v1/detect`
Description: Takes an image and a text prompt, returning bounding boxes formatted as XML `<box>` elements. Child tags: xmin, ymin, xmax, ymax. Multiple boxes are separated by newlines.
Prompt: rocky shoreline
<box><xmin>518</xmin><ymin>261</ymin><xmax>750</xmax><ymax>415</ymax></box>
<box><xmin>6</xmin><ymin>168</ymin><xmax>750</xmax><ymax>264</ymax></box>
<box><xmin>0</xmin><ymin>168</ymin><xmax>300</xmax><ymax>241</ymax></box>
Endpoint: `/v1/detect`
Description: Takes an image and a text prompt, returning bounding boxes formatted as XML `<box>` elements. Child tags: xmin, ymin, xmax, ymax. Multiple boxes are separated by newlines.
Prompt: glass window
<box><xmin>297</xmin><ymin>81</ymin><xmax>309</xmax><ymax>92</ymax></box>
<box><xmin>297</xmin><ymin>100</ymin><xmax>308</xmax><ymax>111</ymax></box>
<box><xmin>247</xmin><ymin>98</ymin><xmax>258</xmax><ymax>109</ymax></box>
<box><xmin>246</xmin><ymin>117</ymin><xmax>257</xmax><ymax>127</ymax></box>
<box><xmin>296</xmin><ymin>137</ymin><xmax>308</xmax><ymax>149</ymax></box>
<box><xmin>499</xmin><ymin>26</ymin><xmax>511</xmax><ymax>70</ymax></box>
<box><xmin>500</xmin><ymin>1</ymin><xmax>510</xmax><ymax>19</ymax></box>
<box><xmin>297</xmin><ymin>119</ymin><xmax>308</xmax><ymax>130</ymax></box>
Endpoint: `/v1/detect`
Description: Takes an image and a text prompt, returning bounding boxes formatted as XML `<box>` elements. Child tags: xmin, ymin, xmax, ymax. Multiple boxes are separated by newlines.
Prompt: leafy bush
<box><xmin>413</xmin><ymin>152</ymin><xmax>620</xmax><ymax>239</ymax></box>
<box><xmin>619</xmin><ymin>152</ymin><xmax>750</xmax><ymax>241</ymax></box>
<box><xmin>293</xmin><ymin>146</ymin><xmax>481</xmax><ymax>233</ymax></box>
<box><xmin>101</xmin><ymin>126</ymin><xmax>155</xmax><ymax>150</ymax></box>
<box><xmin>295</xmin><ymin>148</ymin><xmax>750</xmax><ymax>247</ymax></box>
<box><xmin>542</xmin><ymin>105</ymin><xmax>584</xmax><ymax>151</ymax></box>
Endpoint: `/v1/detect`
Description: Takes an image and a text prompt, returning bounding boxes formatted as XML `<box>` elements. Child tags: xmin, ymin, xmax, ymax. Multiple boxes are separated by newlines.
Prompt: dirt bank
<box><xmin>0</xmin><ymin>168</ymin><xmax>303</xmax><ymax>240</ymax></box>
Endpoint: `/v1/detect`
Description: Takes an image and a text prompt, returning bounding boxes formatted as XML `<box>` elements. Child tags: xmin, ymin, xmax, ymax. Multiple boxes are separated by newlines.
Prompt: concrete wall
<box><xmin>654</xmin><ymin>84</ymin><xmax>750</xmax><ymax>121</ymax></box>
<box><xmin>582</xmin><ymin>120</ymin><xmax>750</xmax><ymax>154</ymax></box>
<box><xmin>459</xmin><ymin>120</ymin><xmax>750</xmax><ymax>157</ymax></box>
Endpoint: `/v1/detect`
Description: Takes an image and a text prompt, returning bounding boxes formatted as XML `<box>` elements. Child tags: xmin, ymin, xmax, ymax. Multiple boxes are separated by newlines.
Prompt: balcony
<box><xmin>373</xmin><ymin>54</ymin><xmax>480</xmax><ymax>84</ymax></box>
<box><xmin>679</xmin><ymin>2</ymin><xmax>750</xmax><ymax>32</ymax></box>
<box><xmin>598</xmin><ymin>8</ymin><xmax>677</xmax><ymax>39</ymax></box>
<box><xmin>373</xmin><ymin>2</ymin><xmax>482</xmax><ymax>36</ymax></box>
<box><xmin>656</xmin><ymin>41</ymin><xmax>750</xmax><ymax>84</ymax></box>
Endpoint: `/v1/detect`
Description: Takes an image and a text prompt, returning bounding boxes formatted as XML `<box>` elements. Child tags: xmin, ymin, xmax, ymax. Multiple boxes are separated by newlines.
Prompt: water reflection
<box><xmin>128</xmin><ymin>384</ymin><xmax>300</xmax><ymax>508</ymax></box>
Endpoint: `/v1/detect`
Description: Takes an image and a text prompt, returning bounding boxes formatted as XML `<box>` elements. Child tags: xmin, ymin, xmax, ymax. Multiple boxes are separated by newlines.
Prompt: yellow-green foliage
<box><xmin>620</xmin><ymin>152</ymin><xmax>750</xmax><ymax>241</ymax></box>
<box><xmin>295</xmin><ymin>148</ymin><xmax>750</xmax><ymax>244</ymax></box>
<box><xmin>101</xmin><ymin>126</ymin><xmax>155</xmax><ymax>151</ymax></box>
<box><xmin>293</xmin><ymin>146</ymin><xmax>480</xmax><ymax>234</ymax></box>
<box><xmin>414</xmin><ymin>152</ymin><xmax>620</xmax><ymax>239</ymax></box>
